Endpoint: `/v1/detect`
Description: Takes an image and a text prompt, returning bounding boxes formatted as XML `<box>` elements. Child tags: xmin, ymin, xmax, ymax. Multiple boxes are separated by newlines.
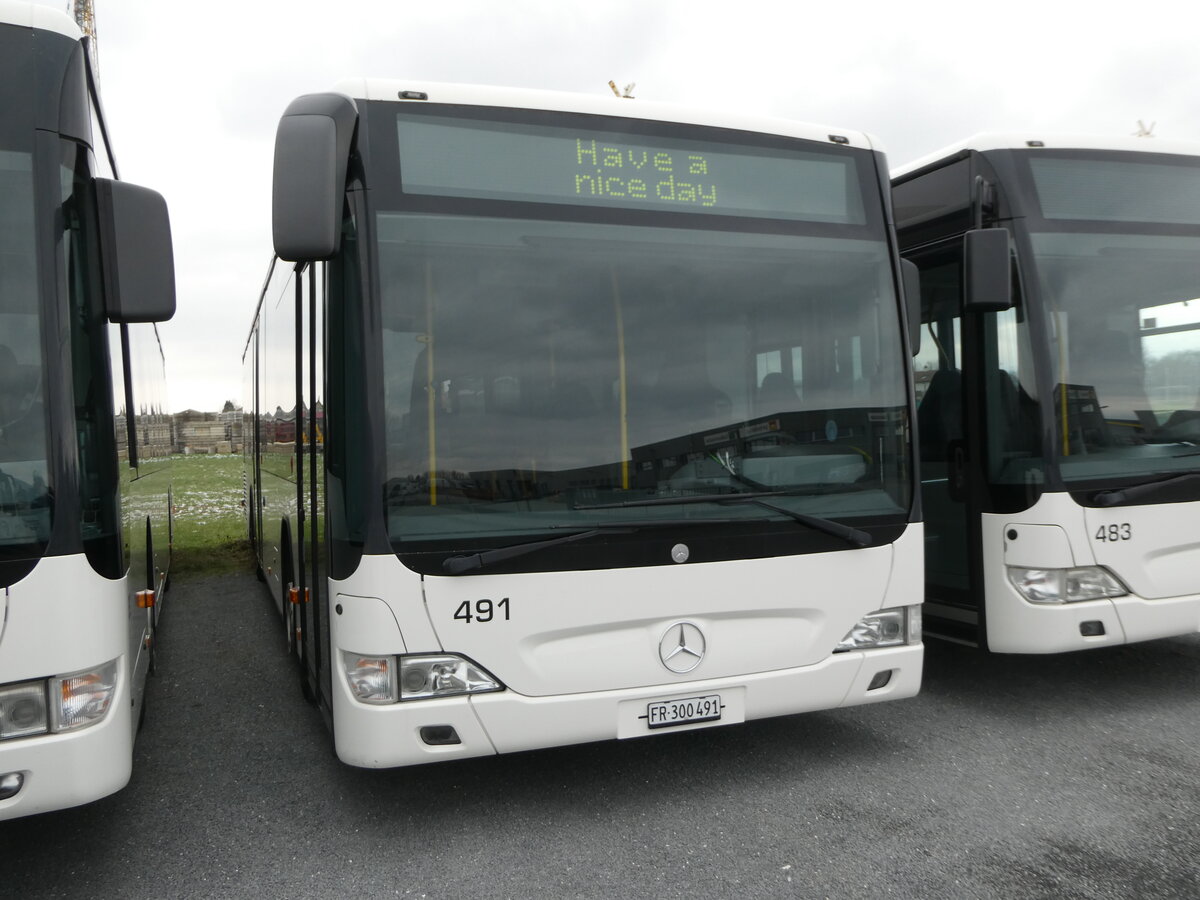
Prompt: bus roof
<box><xmin>893</xmin><ymin>132</ymin><xmax>1200</xmax><ymax>180</ymax></box>
<box><xmin>0</xmin><ymin>0</ymin><xmax>82</xmax><ymax>39</ymax></box>
<box><xmin>332</xmin><ymin>78</ymin><xmax>882</xmax><ymax>153</ymax></box>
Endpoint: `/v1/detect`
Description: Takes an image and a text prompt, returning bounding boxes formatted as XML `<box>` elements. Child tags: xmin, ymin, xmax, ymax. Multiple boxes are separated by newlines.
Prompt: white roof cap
<box><xmin>332</xmin><ymin>78</ymin><xmax>882</xmax><ymax>152</ymax></box>
<box><xmin>0</xmin><ymin>0</ymin><xmax>82</xmax><ymax>40</ymax></box>
<box><xmin>894</xmin><ymin>132</ymin><xmax>1200</xmax><ymax>179</ymax></box>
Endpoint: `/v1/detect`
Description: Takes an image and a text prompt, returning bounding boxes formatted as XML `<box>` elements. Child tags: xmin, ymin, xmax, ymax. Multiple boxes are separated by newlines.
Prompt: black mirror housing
<box><xmin>272</xmin><ymin>93</ymin><xmax>358</xmax><ymax>262</ymax></box>
<box><xmin>963</xmin><ymin>228</ymin><xmax>1012</xmax><ymax>312</ymax></box>
<box><xmin>95</xmin><ymin>179</ymin><xmax>176</xmax><ymax>323</ymax></box>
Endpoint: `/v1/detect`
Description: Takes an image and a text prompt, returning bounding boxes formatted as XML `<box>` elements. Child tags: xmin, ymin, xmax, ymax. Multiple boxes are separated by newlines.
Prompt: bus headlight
<box><xmin>51</xmin><ymin>660</ymin><xmax>119</xmax><ymax>732</ymax></box>
<box><xmin>341</xmin><ymin>654</ymin><xmax>397</xmax><ymax>704</ymax></box>
<box><xmin>0</xmin><ymin>681</ymin><xmax>49</xmax><ymax>740</ymax></box>
<box><xmin>1007</xmin><ymin>566</ymin><xmax>1127</xmax><ymax>604</ymax></box>
<box><xmin>398</xmin><ymin>655</ymin><xmax>502</xmax><ymax>701</ymax></box>
<box><xmin>835</xmin><ymin>606</ymin><xmax>921</xmax><ymax>652</ymax></box>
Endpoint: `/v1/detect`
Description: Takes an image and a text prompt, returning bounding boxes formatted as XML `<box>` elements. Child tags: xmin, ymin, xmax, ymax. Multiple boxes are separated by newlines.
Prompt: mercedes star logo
<box><xmin>659</xmin><ymin>621</ymin><xmax>706</xmax><ymax>674</ymax></box>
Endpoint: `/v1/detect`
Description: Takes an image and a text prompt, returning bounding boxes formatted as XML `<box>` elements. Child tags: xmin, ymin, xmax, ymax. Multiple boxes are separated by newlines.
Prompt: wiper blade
<box><xmin>1093</xmin><ymin>472</ymin><xmax>1200</xmax><ymax>507</ymax></box>
<box><xmin>574</xmin><ymin>491</ymin><xmax>872</xmax><ymax>547</ymax></box>
<box><xmin>736</xmin><ymin>497</ymin><xmax>872</xmax><ymax>547</ymax></box>
<box><xmin>443</xmin><ymin>527</ymin><xmax>630</xmax><ymax>575</ymax></box>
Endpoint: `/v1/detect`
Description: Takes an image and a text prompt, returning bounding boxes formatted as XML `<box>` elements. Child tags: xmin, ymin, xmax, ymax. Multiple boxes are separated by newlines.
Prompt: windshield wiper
<box><xmin>574</xmin><ymin>491</ymin><xmax>872</xmax><ymax>548</ymax></box>
<box><xmin>442</xmin><ymin>527</ymin><xmax>629</xmax><ymax>575</ymax></box>
<box><xmin>1093</xmin><ymin>472</ymin><xmax>1200</xmax><ymax>508</ymax></box>
<box><xmin>440</xmin><ymin>516</ymin><xmax>774</xmax><ymax>574</ymax></box>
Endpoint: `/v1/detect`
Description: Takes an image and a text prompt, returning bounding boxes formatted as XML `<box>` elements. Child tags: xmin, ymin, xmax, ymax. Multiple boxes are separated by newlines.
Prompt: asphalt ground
<box><xmin>2</xmin><ymin>571</ymin><xmax>1198</xmax><ymax>899</ymax></box>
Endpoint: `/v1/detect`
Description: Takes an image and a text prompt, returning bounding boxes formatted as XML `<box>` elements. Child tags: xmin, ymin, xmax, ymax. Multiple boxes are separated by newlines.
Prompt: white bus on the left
<box><xmin>0</xmin><ymin>1</ymin><xmax>175</xmax><ymax>820</ymax></box>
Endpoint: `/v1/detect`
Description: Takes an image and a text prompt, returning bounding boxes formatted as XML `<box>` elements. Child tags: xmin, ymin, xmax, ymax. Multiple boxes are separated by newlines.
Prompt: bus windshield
<box><xmin>1029</xmin><ymin>230</ymin><xmax>1200</xmax><ymax>481</ymax></box>
<box><xmin>1021</xmin><ymin>153</ymin><xmax>1200</xmax><ymax>483</ymax></box>
<box><xmin>0</xmin><ymin>149</ymin><xmax>51</xmax><ymax>561</ymax></box>
<box><xmin>379</xmin><ymin>213</ymin><xmax>910</xmax><ymax>544</ymax></box>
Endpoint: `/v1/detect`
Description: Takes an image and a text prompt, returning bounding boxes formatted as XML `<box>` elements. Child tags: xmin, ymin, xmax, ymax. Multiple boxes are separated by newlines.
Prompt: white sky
<box><xmin>37</xmin><ymin>0</ymin><xmax>1200</xmax><ymax>411</ymax></box>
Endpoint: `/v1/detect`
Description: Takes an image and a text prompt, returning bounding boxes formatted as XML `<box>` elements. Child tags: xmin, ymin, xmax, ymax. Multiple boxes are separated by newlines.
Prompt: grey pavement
<box><xmin>2</xmin><ymin>571</ymin><xmax>1198</xmax><ymax>899</ymax></box>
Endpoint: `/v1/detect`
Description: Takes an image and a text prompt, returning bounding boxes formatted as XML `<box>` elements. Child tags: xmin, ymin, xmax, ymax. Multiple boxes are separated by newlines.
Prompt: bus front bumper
<box><xmin>0</xmin><ymin>683</ymin><xmax>132</xmax><ymax>820</ymax></box>
<box><xmin>331</xmin><ymin>643</ymin><xmax>922</xmax><ymax>768</ymax></box>
<box><xmin>988</xmin><ymin>588</ymin><xmax>1200</xmax><ymax>654</ymax></box>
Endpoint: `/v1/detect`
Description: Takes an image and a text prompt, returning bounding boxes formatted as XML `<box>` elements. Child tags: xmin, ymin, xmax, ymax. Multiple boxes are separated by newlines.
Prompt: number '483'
<box><xmin>1095</xmin><ymin>524</ymin><xmax>1132</xmax><ymax>542</ymax></box>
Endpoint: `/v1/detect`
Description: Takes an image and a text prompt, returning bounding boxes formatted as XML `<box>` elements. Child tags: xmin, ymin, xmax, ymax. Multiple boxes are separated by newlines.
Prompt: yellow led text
<box><xmin>574</xmin><ymin>139</ymin><xmax>717</xmax><ymax>208</ymax></box>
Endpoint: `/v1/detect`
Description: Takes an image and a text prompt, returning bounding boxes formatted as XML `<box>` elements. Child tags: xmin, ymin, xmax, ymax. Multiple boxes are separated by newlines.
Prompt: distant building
<box><xmin>172</xmin><ymin>406</ymin><xmax>244</xmax><ymax>454</ymax></box>
<box><xmin>114</xmin><ymin>406</ymin><xmax>174</xmax><ymax>461</ymax></box>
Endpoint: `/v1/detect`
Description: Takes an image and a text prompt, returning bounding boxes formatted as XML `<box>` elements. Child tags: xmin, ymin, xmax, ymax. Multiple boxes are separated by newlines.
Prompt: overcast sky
<box><xmin>40</xmin><ymin>0</ymin><xmax>1200</xmax><ymax>411</ymax></box>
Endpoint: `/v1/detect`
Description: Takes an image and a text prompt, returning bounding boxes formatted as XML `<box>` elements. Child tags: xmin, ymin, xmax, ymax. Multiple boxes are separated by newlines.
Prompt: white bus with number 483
<box><xmin>894</xmin><ymin>134</ymin><xmax>1200</xmax><ymax>653</ymax></box>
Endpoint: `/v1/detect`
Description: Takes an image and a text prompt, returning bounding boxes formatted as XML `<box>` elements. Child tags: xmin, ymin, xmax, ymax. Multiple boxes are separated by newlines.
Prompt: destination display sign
<box><xmin>1030</xmin><ymin>156</ymin><xmax>1200</xmax><ymax>225</ymax></box>
<box><xmin>395</xmin><ymin>112</ymin><xmax>866</xmax><ymax>224</ymax></box>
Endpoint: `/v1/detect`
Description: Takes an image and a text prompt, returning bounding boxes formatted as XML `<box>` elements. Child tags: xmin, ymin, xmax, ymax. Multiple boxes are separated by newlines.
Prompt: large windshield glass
<box><xmin>1028</xmin><ymin>230</ymin><xmax>1200</xmax><ymax>481</ymax></box>
<box><xmin>0</xmin><ymin>149</ymin><xmax>52</xmax><ymax>561</ymax></box>
<box><xmin>380</xmin><ymin>213</ymin><xmax>910</xmax><ymax>545</ymax></box>
<box><xmin>1023</xmin><ymin>152</ymin><xmax>1200</xmax><ymax>483</ymax></box>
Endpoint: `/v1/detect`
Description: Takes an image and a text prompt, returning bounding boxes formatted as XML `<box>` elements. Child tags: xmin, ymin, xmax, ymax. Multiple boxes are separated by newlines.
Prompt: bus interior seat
<box><xmin>916</xmin><ymin>367</ymin><xmax>963</xmax><ymax>461</ymax></box>
<box><xmin>757</xmin><ymin>372</ymin><xmax>799</xmax><ymax>413</ymax></box>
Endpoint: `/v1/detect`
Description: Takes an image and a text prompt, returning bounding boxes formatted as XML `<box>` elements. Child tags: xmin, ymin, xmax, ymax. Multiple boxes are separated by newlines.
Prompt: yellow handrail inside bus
<box><xmin>1057</xmin><ymin>310</ymin><xmax>1069</xmax><ymax>456</ymax></box>
<box><xmin>425</xmin><ymin>261</ymin><xmax>438</xmax><ymax>505</ymax></box>
<box><xmin>611</xmin><ymin>268</ymin><xmax>630</xmax><ymax>490</ymax></box>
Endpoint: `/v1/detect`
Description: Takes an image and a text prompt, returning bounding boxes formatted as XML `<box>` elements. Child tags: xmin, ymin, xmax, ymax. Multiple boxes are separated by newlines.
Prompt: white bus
<box><xmin>245</xmin><ymin>80</ymin><xmax>922</xmax><ymax>768</ymax></box>
<box><xmin>894</xmin><ymin>134</ymin><xmax>1200</xmax><ymax>653</ymax></box>
<box><xmin>0</xmin><ymin>2</ymin><xmax>175</xmax><ymax>818</ymax></box>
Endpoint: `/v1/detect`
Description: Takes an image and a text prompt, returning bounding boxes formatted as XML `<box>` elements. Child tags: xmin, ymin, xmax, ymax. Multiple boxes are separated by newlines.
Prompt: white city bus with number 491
<box><xmin>245</xmin><ymin>80</ymin><xmax>923</xmax><ymax>768</ymax></box>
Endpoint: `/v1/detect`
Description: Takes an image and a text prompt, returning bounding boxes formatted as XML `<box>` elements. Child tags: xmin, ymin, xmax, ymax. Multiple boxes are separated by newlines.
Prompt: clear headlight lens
<box><xmin>341</xmin><ymin>654</ymin><xmax>397</xmax><ymax>704</ymax></box>
<box><xmin>52</xmin><ymin>660</ymin><xmax>119</xmax><ymax>732</ymax></box>
<box><xmin>835</xmin><ymin>606</ymin><xmax>921</xmax><ymax>652</ymax></box>
<box><xmin>1007</xmin><ymin>566</ymin><xmax>1127</xmax><ymax>604</ymax></box>
<box><xmin>342</xmin><ymin>651</ymin><xmax>506</xmax><ymax>705</ymax></box>
<box><xmin>398</xmin><ymin>655</ymin><xmax>502</xmax><ymax>701</ymax></box>
<box><xmin>0</xmin><ymin>681</ymin><xmax>49</xmax><ymax>740</ymax></box>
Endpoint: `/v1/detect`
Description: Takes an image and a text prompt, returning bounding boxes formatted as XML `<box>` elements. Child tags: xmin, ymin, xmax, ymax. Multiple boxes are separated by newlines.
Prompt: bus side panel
<box><xmin>255</xmin><ymin>264</ymin><xmax>300</xmax><ymax>618</ymax></box>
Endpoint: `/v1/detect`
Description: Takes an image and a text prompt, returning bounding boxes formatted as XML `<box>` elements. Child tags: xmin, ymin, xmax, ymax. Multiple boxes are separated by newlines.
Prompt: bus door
<box><xmin>910</xmin><ymin>241</ymin><xmax>987</xmax><ymax>641</ymax></box>
<box><xmin>292</xmin><ymin>263</ymin><xmax>326</xmax><ymax>707</ymax></box>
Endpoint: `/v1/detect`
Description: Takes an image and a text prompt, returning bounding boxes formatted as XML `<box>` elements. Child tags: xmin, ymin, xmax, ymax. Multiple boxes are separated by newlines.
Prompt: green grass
<box><xmin>168</xmin><ymin>453</ymin><xmax>253</xmax><ymax>579</ymax></box>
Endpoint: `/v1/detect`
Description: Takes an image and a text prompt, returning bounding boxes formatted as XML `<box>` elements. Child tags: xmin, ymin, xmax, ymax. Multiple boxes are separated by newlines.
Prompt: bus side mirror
<box><xmin>96</xmin><ymin>179</ymin><xmax>176</xmax><ymax>323</ymax></box>
<box><xmin>272</xmin><ymin>92</ymin><xmax>358</xmax><ymax>262</ymax></box>
<box><xmin>963</xmin><ymin>228</ymin><xmax>1012</xmax><ymax>312</ymax></box>
<box><xmin>901</xmin><ymin>258</ymin><xmax>921</xmax><ymax>357</ymax></box>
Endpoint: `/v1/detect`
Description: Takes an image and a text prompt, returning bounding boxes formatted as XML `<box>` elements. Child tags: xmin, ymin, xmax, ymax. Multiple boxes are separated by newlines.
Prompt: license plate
<box><xmin>644</xmin><ymin>694</ymin><xmax>723</xmax><ymax>730</ymax></box>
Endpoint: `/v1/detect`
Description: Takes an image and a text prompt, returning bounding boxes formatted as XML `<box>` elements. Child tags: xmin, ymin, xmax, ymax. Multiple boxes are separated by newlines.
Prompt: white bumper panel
<box><xmin>0</xmin><ymin>555</ymin><xmax>126</xmax><ymax>682</ymax></box>
<box><xmin>984</xmin><ymin>496</ymin><xmax>1200</xmax><ymax>653</ymax></box>
<box><xmin>0</xmin><ymin>661</ymin><xmax>132</xmax><ymax>820</ymax></box>
<box><xmin>331</xmin><ymin>643</ymin><xmax>921</xmax><ymax>768</ymax></box>
<box><xmin>0</xmin><ymin>556</ymin><xmax>132</xmax><ymax>819</ymax></box>
<box><xmin>1113</xmin><ymin>593</ymin><xmax>1200</xmax><ymax>645</ymax></box>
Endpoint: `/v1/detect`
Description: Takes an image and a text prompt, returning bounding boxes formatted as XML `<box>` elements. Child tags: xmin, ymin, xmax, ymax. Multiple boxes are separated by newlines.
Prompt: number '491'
<box><xmin>454</xmin><ymin>598</ymin><xmax>510</xmax><ymax>623</ymax></box>
<box><xmin>1095</xmin><ymin>524</ymin><xmax>1132</xmax><ymax>542</ymax></box>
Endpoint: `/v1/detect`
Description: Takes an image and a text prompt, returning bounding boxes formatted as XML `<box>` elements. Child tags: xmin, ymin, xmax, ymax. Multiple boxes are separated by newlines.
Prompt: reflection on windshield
<box><xmin>1031</xmin><ymin>231</ymin><xmax>1200</xmax><ymax>480</ymax></box>
<box><xmin>381</xmin><ymin>214</ymin><xmax>910</xmax><ymax>542</ymax></box>
<box><xmin>0</xmin><ymin>151</ymin><xmax>51</xmax><ymax>558</ymax></box>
